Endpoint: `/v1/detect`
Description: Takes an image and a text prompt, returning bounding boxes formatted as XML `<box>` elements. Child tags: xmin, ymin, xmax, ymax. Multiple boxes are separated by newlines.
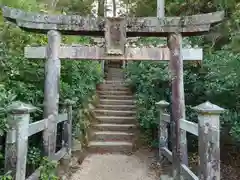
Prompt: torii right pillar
<box><xmin>157</xmin><ymin>0</ymin><xmax>189</xmax><ymax>171</ymax></box>
<box><xmin>167</xmin><ymin>17</ymin><xmax>224</xmax><ymax>180</ymax></box>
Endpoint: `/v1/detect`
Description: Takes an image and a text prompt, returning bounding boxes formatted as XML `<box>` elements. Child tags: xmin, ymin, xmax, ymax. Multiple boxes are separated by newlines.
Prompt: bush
<box><xmin>125</xmin><ymin>45</ymin><xmax>240</xmax><ymax>145</ymax></box>
<box><xmin>0</xmin><ymin>0</ymin><xmax>103</xmax><ymax>176</ymax></box>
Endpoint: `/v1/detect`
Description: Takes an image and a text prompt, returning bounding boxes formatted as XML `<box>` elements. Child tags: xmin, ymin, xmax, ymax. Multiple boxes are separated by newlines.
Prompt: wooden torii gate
<box><xmin>2</xmin><ymin>6</ymin><xmax>224</xmax><ymax>179</ymax></box>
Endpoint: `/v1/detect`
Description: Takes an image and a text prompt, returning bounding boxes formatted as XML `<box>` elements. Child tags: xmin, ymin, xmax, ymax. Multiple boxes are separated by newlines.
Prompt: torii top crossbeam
<box><xmin>2</xmin><ymin>6</ymin><xmax>224</xmax><ymax>37</ymax></box>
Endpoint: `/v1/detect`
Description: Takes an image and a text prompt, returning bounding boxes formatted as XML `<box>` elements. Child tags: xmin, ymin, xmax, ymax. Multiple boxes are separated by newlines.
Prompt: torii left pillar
<box><xmin>168</xmin><ymin>32</ymin><xmax>187</xmax><ymax>179</ymax></box>
<box><xmin>43</xmin><ymin>30</ymin><xmax>61</xmax><ymax>156</ymax></box>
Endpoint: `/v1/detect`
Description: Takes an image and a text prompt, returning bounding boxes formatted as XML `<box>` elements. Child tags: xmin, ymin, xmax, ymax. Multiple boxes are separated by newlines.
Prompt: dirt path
<box><xmin>69</xmin><ymin>148</ymin><xmax>158</xmax><ymax>180</ymax></box>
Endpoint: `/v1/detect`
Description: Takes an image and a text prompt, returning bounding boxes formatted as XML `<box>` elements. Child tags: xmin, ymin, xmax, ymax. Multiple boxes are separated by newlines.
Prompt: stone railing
<box><xmin>156</xmin><ymin>100</ymin><xmax>224</xmax><ymax>180</ymax></box>
<box><xmin>4</xmin><ymin>100</ymin><xmax>74</xmax><ymax>180</ymax></box>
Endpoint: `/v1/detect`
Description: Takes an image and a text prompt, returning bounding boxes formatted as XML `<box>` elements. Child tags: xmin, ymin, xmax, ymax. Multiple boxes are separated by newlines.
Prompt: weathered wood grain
<box><xmin>161</xmin><ymin>114</ymin><xmax>218</xmax><ymax>142</ymax></box>
<box><xmin>156</xmin><ymin>100</ymin><xmax>170</xmax><ymax>161</ymax></box>
<box><xmin>43</xmin><ymin>30</ymin><xmax>61</xmax><ymax>156</ymax></box>
<box><xmin>161</xmin><ymin>147</ymin><xmax>198</xmax><ymax>180</ymax></box>
<box><xmin>105</xmin><ymin>17</ymin><xmax>126</xmax><ymax>55</ymax></box>
<box><xmin>161</xmin><ymin>147</ymin><xmax>172</xmax><ymax>162</ymax></box>
<box><xmin>58</xmin><ymin>113</ymin><xmax>68</xmax><ymax>123</ymax></box>
<box><xmin>28</xmin><ymin>113</ymin><xmax>67</xmax><ymax>137</ymax></box>
<box><xmin>4</xmin><ymin>118</ymin><xmax>17</xmax><ymax>176</ymax></box>
<box><xmin>157</xmin><ymin>0</ymin><xmax>165</xmax><ymax>18</ymax></box>
<box><xmin>5</xmin><ymin>102</ymin><xmax>36</xmax><ymax>180</ymax></box>
<box><xmin>24</xmin><ymin>46</ymin><xmax>203</xmax><ymax>61</ymax></box>
<box><xmin>91</xmin><ymin>37</ymin><xmax>140</xmax><ymax>44</ymax></box>
<box><xmin>17</xmin><ymin>21</ymin><xmax>211</xmax><ymax>36</ymax></box>
<box><xmin>15</xmin><ymin>113</ymin><xmax>30</xmax><ymax>180</ymax></box>
<box><xmin>181</xmin><ymin>164</ymin><xmax>199</xmax><ymax>180</ymax></box>
<box><xmin>175</xmin><ymin>34</ymin><xmax>188</xmax><ymax>167</ymax></box>
<box><xmin>66</xmin><ymin>103</ymin><xmax>73</xmax><ymax>157</ymax></box>
<box><xmin>193</xmin><ymin>101</ymin><xmax>224</xmax><ymax>180</ymax></box>
<box><xmin>2</xmin><ymin>6</ymin><xmax>224</xmax><ymax>36</ymax></box>
<box><xmin>2</xmin><ymin>6</ymin><xmax>223</xmax><ymax>26</ymax></box>
<box><xmin>168</xmin><ymin>33</ymin><xmax>185</xmax><ymax>179</ymax></box>
<box><xmin>159</xmin><ymin>113</ymin><xmax>199</xmax><ymax>137</ymax></box>
<box><xmin>180</xmin><ymin>119</ymin><xmax>198</xmax><ymax>136</ymax></box>
<box><xmin>26</xmin><ymin>147</ymin><xmax>67</xmax><ymax>180</ymax></box>
<box><xmin>63</xmin><ymin>100</ymin><xmax>74</xmax><ymax>160</ymax></box>
<box><xmin>162</xmin><ymin>113</ymin><xmax>170</xmax><ymax>123</ymax></box>
<box><xmin>28</xmin><ymin>118</ymin><xmax>46</xmax><ymax>137</ymax></box>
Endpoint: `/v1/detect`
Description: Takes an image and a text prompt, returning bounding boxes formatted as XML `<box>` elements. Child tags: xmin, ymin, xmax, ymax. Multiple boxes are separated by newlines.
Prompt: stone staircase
<box><xmin>88</xmin><ymin>64</ymin><xmax>137</xmax><ymax>154</ymax></box>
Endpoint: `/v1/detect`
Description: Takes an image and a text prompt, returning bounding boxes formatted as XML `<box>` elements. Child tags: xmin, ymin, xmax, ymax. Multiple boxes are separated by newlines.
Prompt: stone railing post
<box><xmin>156</xmin><ymin>100</ymin><xmax>169</xmax><ymax>161</ymax></box>
<box><xmin>101</xmin><ymin>60</ymin><xmax>105</xmax><ymax>75</ymax></box>
<box><xmin>122</xmin><ymin>60</ymin><xmax>126</xmax><ymax>68</ymax></box>
<box><xmin>5</xmin><ymin>101</ymin><xmax>36</xmax><ymax>180</ymax></box>
<box><xmin>193</xmin><ymin>101</ymin><xmax>224</xmax><ymax>180</ymax></box>
<box><xmin>63</xmin><ymin>99</ymin><xmax>75</xmax><ymax>159</ymax></box>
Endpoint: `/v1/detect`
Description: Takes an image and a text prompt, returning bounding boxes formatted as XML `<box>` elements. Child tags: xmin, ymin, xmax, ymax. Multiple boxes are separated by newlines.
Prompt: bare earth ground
<box><xmin>57</xmin><ymin>147</ymin><xmax>240</xmax><ymax>180</ymax></box>
<box><xmin>68</xmin><ymin>148</ymin><xmax>158</xmax><ymax>180</ymax></box>
<box><xmin>57</xmin><ymin>141</ymin><xmax>240</xmax><ymax>180</ymax></box>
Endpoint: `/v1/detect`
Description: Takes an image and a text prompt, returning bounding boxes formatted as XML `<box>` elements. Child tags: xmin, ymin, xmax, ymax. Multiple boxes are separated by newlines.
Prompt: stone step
<box><xmin>99</xmin><ymin>99</ymin><xmax>135</xmax><ymax>105</ymax></box>
<box><xmin>108</xmin><ymin>69</ymin><xmax>122</xmax><ymax>71</ymax></box>
<box><xmin>97</xmin><ymin>90</ymin><xmax>132</xmax><ymax>95</ymax></box>
<box><xmin>97</xmin><ymin>85</ymin><xmax>129</xmax><ymax>91</ymax></box>
<box><xmin>103</xmin><ymin>80</ymin><xmax>125</xmax><ymax>84</ymax></box>
<box><xmin>108</xmin><ymin>64</ymin><xmax>122</xmax><ymax>67</ymax></box>
<box><xmin>107</xmin><ymin>75</ymin><xmax>124</xmax><ymax>77</ymax></box>
<box><xmin>99</xmin><ymin>95</ymin><xmax>134</xmax><ymax>100</ymax></box>
<box><xmin>96</xmin><ymin>116</ymin><xmax>136</xmax><ymax>124</ymax></box>
<box><xmin>91</xmin><ymin>131</ymin><xmax>134</xmax><ymax>142</ymax></box>
<box><xmin>107</xmin><ymin>73</ymin><xmax>124</xmax><ymax>76</ymax></box>
<box><xmin>96</xmin><ymin>104</ymin><xmax>136</xmax><ymax>111</ymax></box>
<box><xmin>107</xmin><ymin>77</ymin><xmax>124</xmax><ymax>81</ymax></box>
<box><xmin>108</xmin><ymin>71</ymin><xmax>123</xmax><ymax>74</ymax></box>
<box><xmin>94</xmin><ymin>109</ymin><xmax>136</xmax><ymax>116</ymax></box>
<box><xmin>107</xmin><ymin>68</ymin><xmax>123</xmax><ymax>70</ymax></box>
<box><xmin>108</xmin><ymin>64</ymin><xmax>122</xmax><ymax>68</ymax></box>
<box><xmin>108</xmin><ymin>68</ymin><xmax>123</xmax><ymax>71</ymax></box>
<box><xmin>107</xmin><ymin>73</ymin><xmax>123</xmax><ymax>75</ymax></box>
<box><xmin>88</xmin><ymin>141</ymin><xmax>133</xmax><ymax>154</ymax></box>
<box><xmin>99</xmin><ymin>83</ymin><xmax>127</xmax><ymax>87</ymax></box>
<box><xmin>106</xmin><ymin>77</ymin><xmax>124</xmax><ymax>80</ymax></box>
<box><xmin>92</xmin><ymin>123</ymin><xmax>137</xmax><ymax>132</ymax></box>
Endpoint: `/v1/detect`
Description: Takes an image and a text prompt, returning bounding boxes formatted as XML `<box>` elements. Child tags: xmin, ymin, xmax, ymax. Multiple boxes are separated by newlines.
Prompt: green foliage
<box><xmin>126</xmin><ymin>48</ymin><xmax>240</xmax><ymax>143</ymax></box>
<box><xmin>0</xmin><ymin>85</ymin><xmax>16</xmax><ymax>135</ymax></box>
<box><xmin>0</xmin><ymin>0</ymin><xmax>103</xmax><ymax>127</ymax></box>
<box><xmin>27</xmin><ymin>147</ymin><xmax>42</xmax><ymax>169</ymax></box>
<box><xmin>56</xmin><ymin>0</ymin><xmax>95</xmax><ymax>15</ymax></box>
<box><xmin>222</xmin><ymin>111</ymin><xmax>240</xmax><ymax>140</ymax></box>
<box><xmin>0</xmin><ymin>172</ymin><xmax>12</xmax><ymax>180</ymax></box>
<box><xmin>0</xmin><ymin>0</ymin><xmax>103</xmax><ymax>177</ymax></box>
<box><xmin>39</xmin><ymin>157</ymin><xmax>58</xmax><ymax>180</ymax></box>
<box><xmin>125</xmin><ymin>61</ymin><xmax>170</xmax><ymax>141</ymax></box>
